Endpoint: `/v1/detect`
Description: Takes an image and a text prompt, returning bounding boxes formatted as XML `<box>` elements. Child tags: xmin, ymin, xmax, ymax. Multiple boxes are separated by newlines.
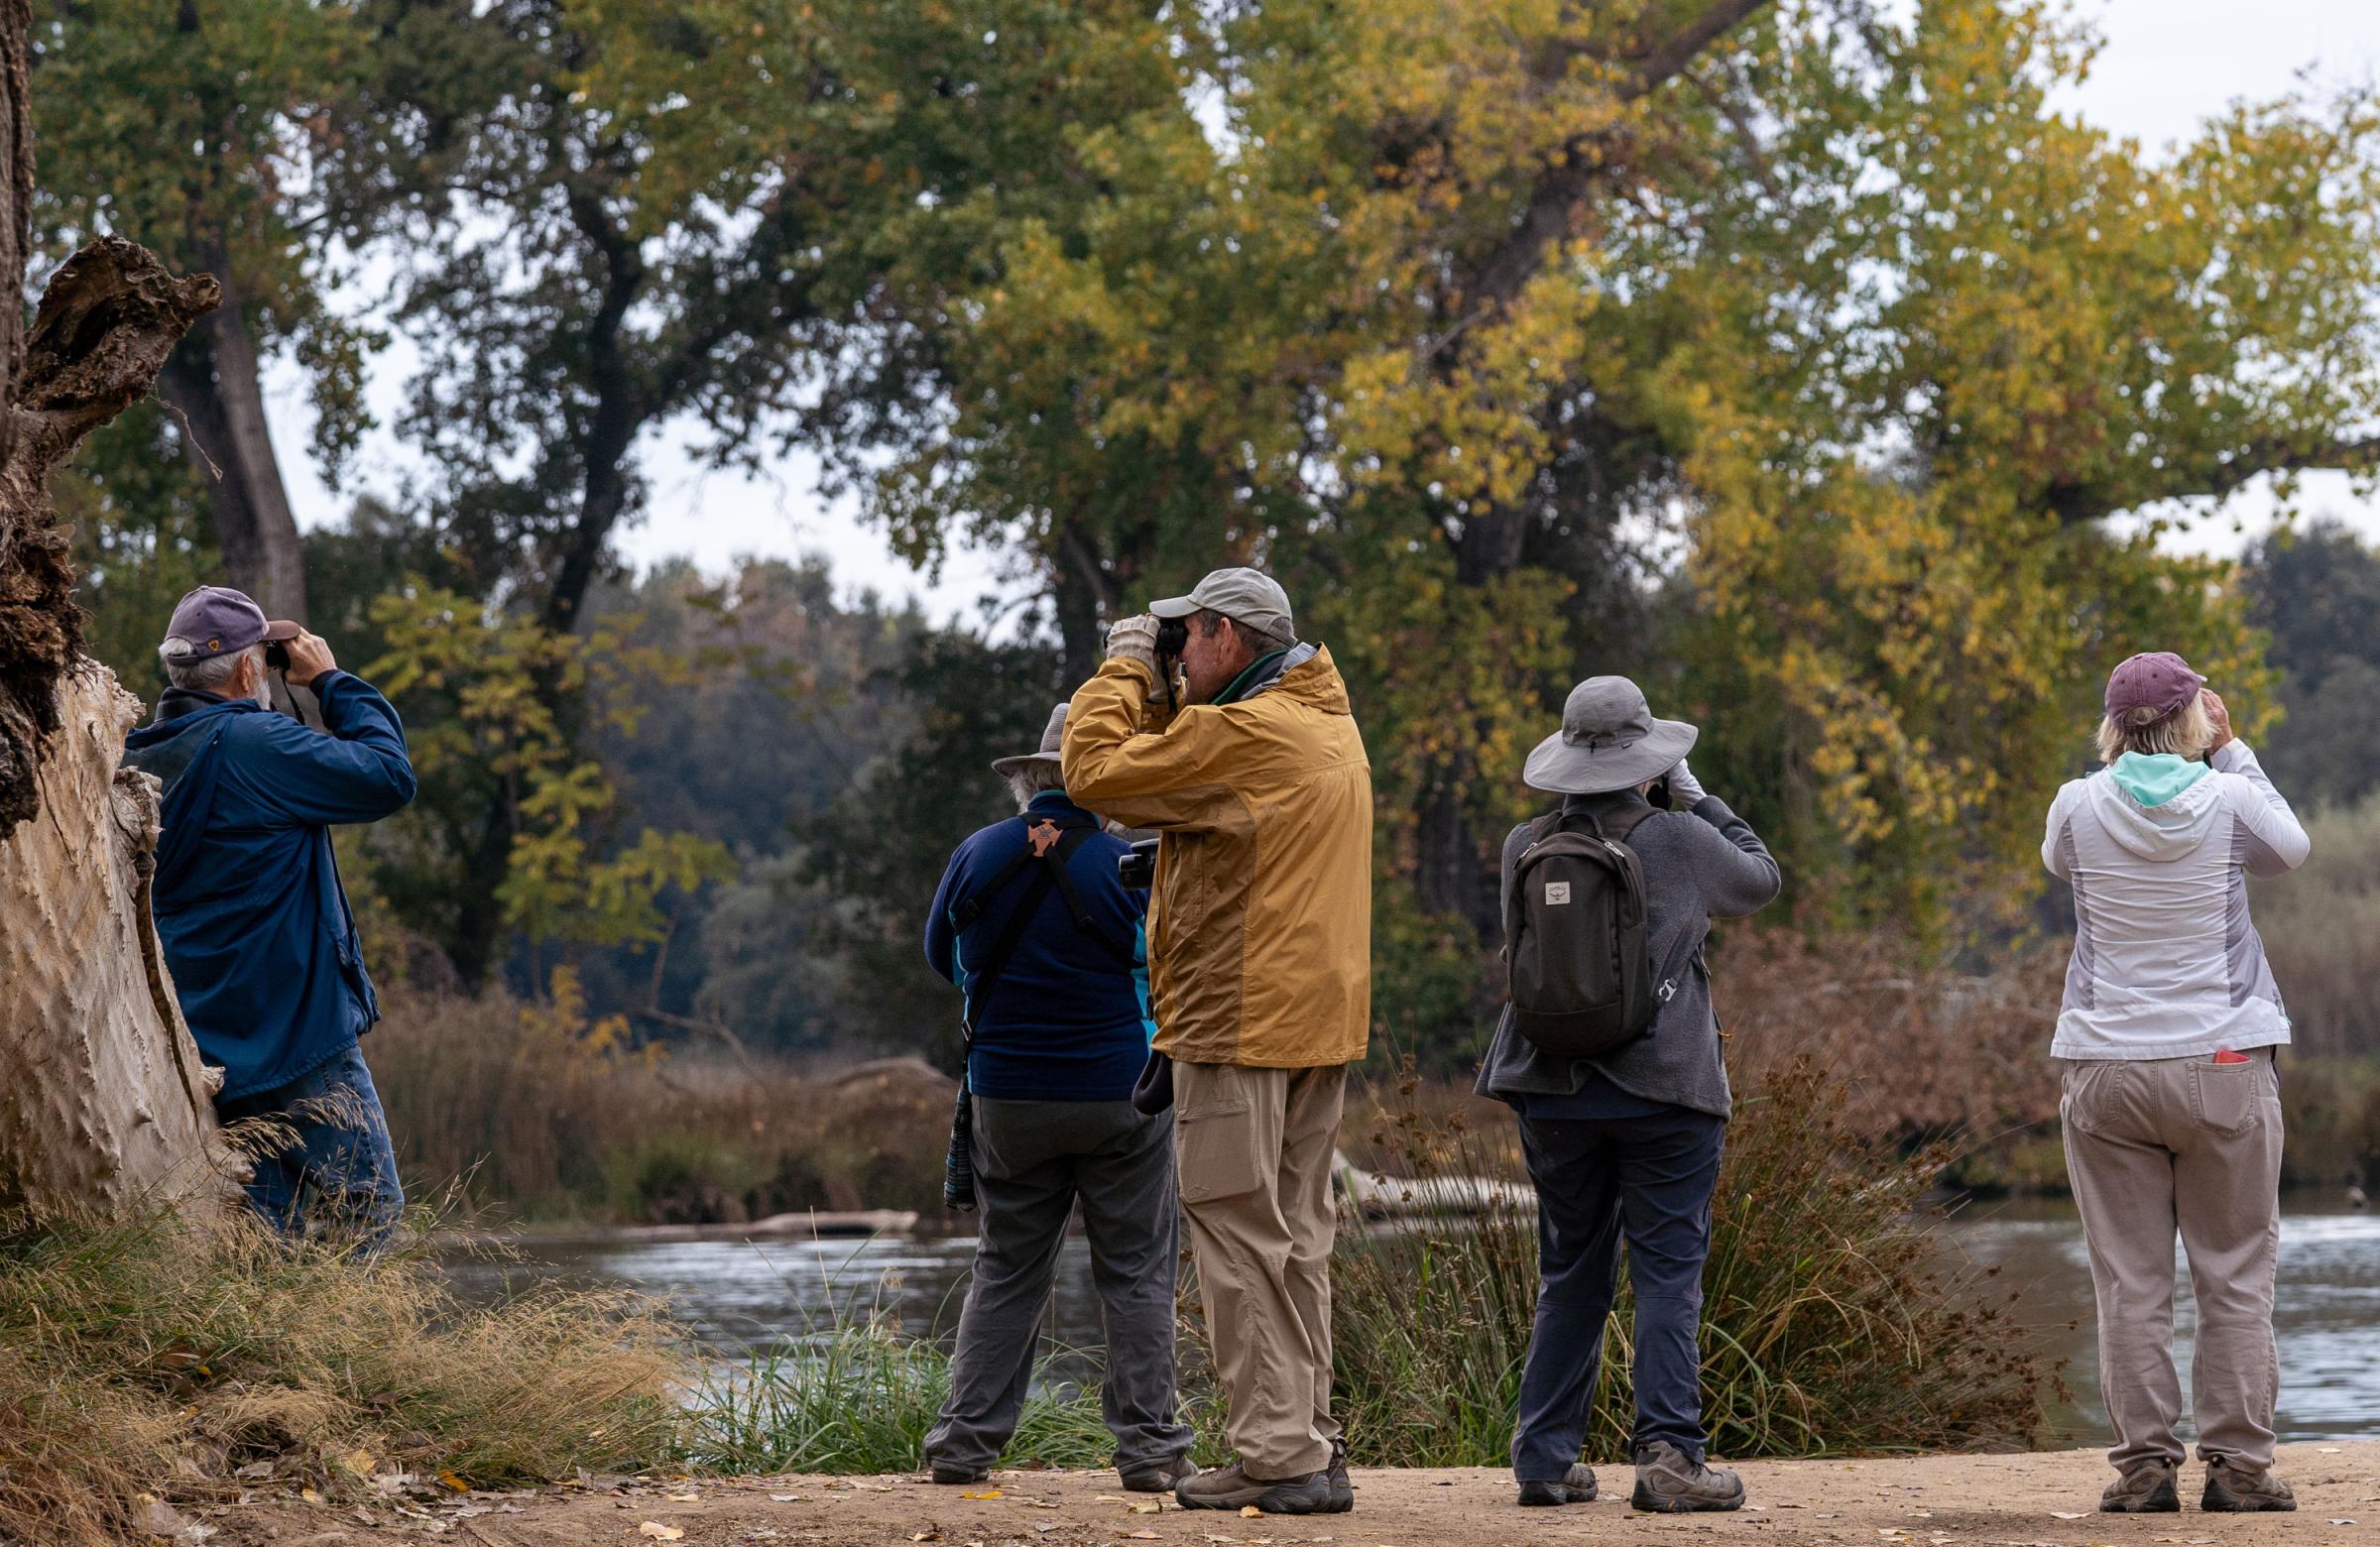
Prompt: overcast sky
<box><xmin>259</xmin><ymin>0</ymin><xmax>2380</xmax><ymax>618</ymax></box>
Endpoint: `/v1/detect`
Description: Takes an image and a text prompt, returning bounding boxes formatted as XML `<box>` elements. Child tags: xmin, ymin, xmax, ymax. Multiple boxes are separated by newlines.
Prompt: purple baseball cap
<box><xmin>2104</xmin><ymin>651</ymin><xmax>2205</xmax><ymax>720</ymax></box>
<box><xmin>163</xmin><ymin>585</ymin><xmax>299</xmax><ymax>659</ymax></box>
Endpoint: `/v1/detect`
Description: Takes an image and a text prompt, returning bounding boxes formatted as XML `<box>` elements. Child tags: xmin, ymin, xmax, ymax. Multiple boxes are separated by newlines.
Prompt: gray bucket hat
<box><xmin>991</xmin><ymin>702</ymin><xmax>1070</xmax><ymax>780</ymax></box>
<box><xmin>1523</xmin><ymin>676</ymin><xmax>1699</xmax><ymax>795</ymax></box>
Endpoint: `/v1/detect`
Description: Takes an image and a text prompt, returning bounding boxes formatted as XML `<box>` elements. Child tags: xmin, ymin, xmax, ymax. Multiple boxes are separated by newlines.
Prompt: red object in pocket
<box><xmin>2212</xmin><ymin>1047</ymin><xmax>2251</xmax><ymax>1064</ymax></box>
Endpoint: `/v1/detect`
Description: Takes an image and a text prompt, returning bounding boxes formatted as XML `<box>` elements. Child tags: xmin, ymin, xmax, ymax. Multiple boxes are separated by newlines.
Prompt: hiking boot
<box><xmin>926</xmin><ymin>1460</ymin><xmax>991</xmax><ymax>1486</ymax></box>
<box><xmin>2097</xmin><ymin>1459</ymin><xmax>2179</xmax><ymax>1513</ymax></box>
<box><xmin>2202</xmin><ymin>1456</ymin><xmax>2297</xmax><ymax>1512</ymax></box>
<box><xmin>1630</xmin><ymin>1440</ymin><xmax>1744</xmax><ymax>1513</ymax></box>
<box><xmin>1120</xmin><ymin>1454</ymin><xmax>1199</xmax><ymax>1493</ymax></box>
<box><xmin>1325</xmin><ymin>1440</ymin><xmax>1355</xmax><ymax>1513</ymax></box>
<box><xmin>1175</xmin><ymin>1461</ymin><xmax>1336</xmax><ymax>1514</ymax></box>
<box><xmin>1517</xmin><ymin>1464</ymin><xmax>1599</xmax><ymax>1506</ymax></box>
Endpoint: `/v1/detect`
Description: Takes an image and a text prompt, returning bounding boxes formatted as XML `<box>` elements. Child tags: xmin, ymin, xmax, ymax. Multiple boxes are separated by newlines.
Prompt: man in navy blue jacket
<box><xmin>919</xmin><ymin>703</ymin><xmax>1195</xmax><ymax>1494</ymax></box>
<box><xmin>123</xmin><ymin>586</ymin><xmax>417</xmax><ymax>1244</ymax></box>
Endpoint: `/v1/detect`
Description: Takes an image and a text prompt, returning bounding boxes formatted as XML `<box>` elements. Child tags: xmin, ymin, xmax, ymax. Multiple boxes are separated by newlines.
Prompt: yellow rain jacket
<box><xmin>1062</xmin><ymin>643</ymin><xmax>1371</xmax><ymax>1069</ymax></box>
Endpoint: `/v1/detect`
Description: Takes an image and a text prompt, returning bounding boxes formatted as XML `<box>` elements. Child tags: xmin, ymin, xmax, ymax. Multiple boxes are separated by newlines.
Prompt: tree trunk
<box><xmin>0</xmin><ymin>0</ymin><xmax>233</xmax><ymax>1213</ymax></box>
<box><xmin>0</xmin><ymin>666</ymin><xmax>235</xmax><ymax>1212</ymax></box>
<box><xmin>155</xmin><ymin>271</ymin><xmax>310</xmax><ymax>621</ymax></box>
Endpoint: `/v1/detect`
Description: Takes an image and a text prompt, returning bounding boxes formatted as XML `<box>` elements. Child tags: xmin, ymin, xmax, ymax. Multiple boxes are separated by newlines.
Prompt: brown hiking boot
<box><xmin>2098</xmin><ymin>1459</ymin><xmax>2179</xmax><ymax>1513</ymax></box>
<box><xmin>1176</xmin><ymin>1461</ymin><xmax>1335</xmax><ymax>1515</ymax></box>
<box><xmin>1325</xmin><ymin>1441</ymin><xmax>1354</xmax><ymax>1513</ymax></box>
<box><xmin>1630</xmin><ymin>1441</ymin><xmax>1744</xmax><ymax>1513</ymax></box>
<box><xmin>2202</xmin><ymin>1456</ymin><xmax>2297</xmax><ymax>1512</ymax></box>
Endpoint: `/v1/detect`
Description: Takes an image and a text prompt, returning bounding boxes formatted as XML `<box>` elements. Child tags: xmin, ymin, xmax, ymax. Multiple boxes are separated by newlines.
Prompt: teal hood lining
<box><xmin>2109</xmin><ymin>752</ymin><xmax>2210</xmax><ymax>809</ymax></box>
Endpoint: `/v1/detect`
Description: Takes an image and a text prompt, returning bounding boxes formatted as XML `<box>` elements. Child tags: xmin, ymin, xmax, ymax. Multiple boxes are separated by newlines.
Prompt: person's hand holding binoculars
<box><xmin>1107</xmin><ymin>614</ymin><xmax>1160</xmax><ymax>672</ymax></box>
<box><xmin>271</xmin><ymin>630</ymin><xmax>338</xmax><ymax>689</ymax></box>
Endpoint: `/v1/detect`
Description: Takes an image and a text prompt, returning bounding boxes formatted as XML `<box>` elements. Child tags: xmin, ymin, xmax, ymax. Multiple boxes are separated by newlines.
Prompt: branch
<box><xmin>2046</xmin><ymin>433</ymin><xmax>2380</xmax><ymax>525</ymax></box>
<box><xmin>1460</xmin><ymin>0</ymin><xmax>1774</xmax><ymax>319</ymax></box>
<box><xmin>9</xmin><ymin>236</ymin><xmax>221</xmax><ymax>487</ymax></box>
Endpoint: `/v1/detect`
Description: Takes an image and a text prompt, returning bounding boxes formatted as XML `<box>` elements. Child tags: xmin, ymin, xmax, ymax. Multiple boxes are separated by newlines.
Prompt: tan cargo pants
<box><xmin>1173</xmin><ymin>1061</ymin><xmax>1347</xmax><ymax>1480</ymax></box>
<box><xmin>2060</xmin><ymin>1051</ymin><xmax>2284</xmax><ymax>1473</ymax></box>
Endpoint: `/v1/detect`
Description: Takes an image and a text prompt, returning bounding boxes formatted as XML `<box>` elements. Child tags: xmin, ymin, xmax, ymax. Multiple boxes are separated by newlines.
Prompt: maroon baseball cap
<box><xmin>2104</xmin><ymin>651</ymin><xmax>2205</xmax><ymax>720</ymax></box>
<box><xmin>164</xmin><ymin>585</ymin><xmax>299</xmax><ymax>659</ymax></box>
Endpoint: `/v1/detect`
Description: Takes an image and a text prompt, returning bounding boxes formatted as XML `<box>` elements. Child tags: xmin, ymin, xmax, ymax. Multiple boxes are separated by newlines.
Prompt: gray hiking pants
<box><xmin>2061</xmin><ymin>1051</ymin><xmax>2284</xmax><ymax>1473</ymax></box>
<box><xmin>923</xmin><ymin>1097</ymin><xmax>1193</xmax><ymax>1475</ymax></box>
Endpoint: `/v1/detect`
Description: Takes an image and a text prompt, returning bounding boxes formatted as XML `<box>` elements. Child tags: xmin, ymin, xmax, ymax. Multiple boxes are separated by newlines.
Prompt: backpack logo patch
<box><xmin>1543</xmin><ymin>881</ymin><xmax>1572</xmax><ymax>904</ymax></box>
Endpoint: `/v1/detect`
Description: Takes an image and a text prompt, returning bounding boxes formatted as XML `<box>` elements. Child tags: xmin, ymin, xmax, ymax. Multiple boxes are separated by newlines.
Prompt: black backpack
<box><xmin>1502</xmin><ymin>805</ymin><xmax>1696</xmax><ymax>1060</ymax></box>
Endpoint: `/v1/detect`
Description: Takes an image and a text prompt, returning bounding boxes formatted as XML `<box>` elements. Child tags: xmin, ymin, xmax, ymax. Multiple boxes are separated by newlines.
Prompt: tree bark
<box><xmin>0</xmin><ymin>0</ymin><xmax>234</xmax><ymax>1214</ymax></box>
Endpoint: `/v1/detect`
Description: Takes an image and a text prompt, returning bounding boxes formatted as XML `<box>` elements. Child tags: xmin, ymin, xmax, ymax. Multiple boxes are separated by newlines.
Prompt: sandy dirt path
<box><xmin>201</xmin><ymin>1442</ymin><xmax>2380</xmax><ymax>1547</ymax></box>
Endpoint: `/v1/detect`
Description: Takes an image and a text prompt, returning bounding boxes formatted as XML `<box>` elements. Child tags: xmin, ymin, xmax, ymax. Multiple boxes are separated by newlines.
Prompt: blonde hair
<box><xmin>2095</xmin><ymin>694</ymin><xmax>2214</xmax><ymax>765</ymax></box>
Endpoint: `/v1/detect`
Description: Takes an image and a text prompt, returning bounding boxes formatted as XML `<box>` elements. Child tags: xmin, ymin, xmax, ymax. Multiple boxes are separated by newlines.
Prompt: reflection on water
<box><xmin>440</xmin><ymin>1200</ymin><xmax>2380</xmax><ymax>1444</ymax></box>
<box><xmin>1939</xmin><ymin>1199</ymin><xmax>2380</xmax><ymax>1445</ymax></box>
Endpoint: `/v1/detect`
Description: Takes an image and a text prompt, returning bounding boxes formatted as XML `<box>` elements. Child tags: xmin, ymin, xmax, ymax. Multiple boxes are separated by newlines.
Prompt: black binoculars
<box><xmin>1118</xmin><ymin>837</ymin><xmax>1159</xmax><ymax>889</ymax></box>
<box><xmin>1155</xmin><ymin>618</ymin><xmax>1188</xmax><ymax>660</ymax></box>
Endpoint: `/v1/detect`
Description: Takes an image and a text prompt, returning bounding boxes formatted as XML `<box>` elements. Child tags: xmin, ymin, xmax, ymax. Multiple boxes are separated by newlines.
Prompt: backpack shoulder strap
<box><xmin>1040</xmin><ymin>826</ymin><xmax>1143</xmax><ymax>972</ymax></box>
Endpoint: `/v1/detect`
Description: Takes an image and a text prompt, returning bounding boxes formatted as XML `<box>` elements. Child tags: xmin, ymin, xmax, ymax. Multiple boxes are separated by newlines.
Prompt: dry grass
<box><xmin>0</xmin><ymin>1206</ymin><xmax>685</xmax><ymax>1545</ymax></box>
<box><xmin>365</xmin><ymin>984</ymin><xmax>955</xmax><ymax>1222</ymax></box>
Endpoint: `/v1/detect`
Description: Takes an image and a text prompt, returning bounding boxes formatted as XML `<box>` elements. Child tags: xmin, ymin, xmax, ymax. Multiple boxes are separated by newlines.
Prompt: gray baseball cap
<box><xmin>1149</xmin><ymin>567</ymin><xmax>1294</xmax><ymax>641</ymax></box>
<box><xmin>163</xmin><ymin>585</ymin><xmax>299</xmax><ymax>659</ymax></box>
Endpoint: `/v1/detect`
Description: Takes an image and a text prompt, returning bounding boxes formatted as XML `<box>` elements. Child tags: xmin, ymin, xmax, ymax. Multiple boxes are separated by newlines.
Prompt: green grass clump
<box><xmin>688</xmin><ymin>1306</ymin><xmax>1120</xmax><ymax>1475</ymax></box>
<box><xmin>0</xmin><ymin>1206</ymin><xmax>686</xmax><ymax>1545</ymax></box>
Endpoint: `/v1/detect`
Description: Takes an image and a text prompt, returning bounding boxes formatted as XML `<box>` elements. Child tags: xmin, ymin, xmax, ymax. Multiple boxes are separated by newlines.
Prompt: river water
<box><xmin>439</xmin><ymin>1199</ymin><xmax>2380</xmax><ymax>1446</ymax></box>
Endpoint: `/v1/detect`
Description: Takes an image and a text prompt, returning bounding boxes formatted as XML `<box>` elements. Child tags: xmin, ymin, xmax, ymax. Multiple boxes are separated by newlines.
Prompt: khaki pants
<box><xmin>1174</xmin><ymin>1061</ymin><xmax>1347</xmax><ymax>1479</ymax></box>
<box><xmin>2061</xmin><ymin>1052</ymin><xmax>2283</xmax><ymax>1473</ymax></box>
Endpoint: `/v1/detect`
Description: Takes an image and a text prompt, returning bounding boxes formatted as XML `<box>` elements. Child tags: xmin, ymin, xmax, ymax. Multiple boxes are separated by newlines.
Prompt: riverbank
<box><xmin>187</xmin><ymin>1442</ymin><xmax>2380</xmax><ymax>1544</ymax></box>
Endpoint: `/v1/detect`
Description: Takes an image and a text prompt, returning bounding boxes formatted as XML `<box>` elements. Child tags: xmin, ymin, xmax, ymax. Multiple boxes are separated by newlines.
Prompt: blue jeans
<box><xmin>214</xmin><ymin>1042</ymin><xmax>405</xmax><ymax>1249</ymax></box>
<box><xmin>1511</xmin><ymin>1107</ymin><xmax>1726</xmax><ymax>1479</ymax></box>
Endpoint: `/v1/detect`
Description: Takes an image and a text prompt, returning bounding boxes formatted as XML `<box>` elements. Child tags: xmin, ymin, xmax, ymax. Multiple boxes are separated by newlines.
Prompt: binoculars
<box><xmin>1119</xmin><ymin>838</ymin><xmax>1159</xmax><ymax>889</ymax></box>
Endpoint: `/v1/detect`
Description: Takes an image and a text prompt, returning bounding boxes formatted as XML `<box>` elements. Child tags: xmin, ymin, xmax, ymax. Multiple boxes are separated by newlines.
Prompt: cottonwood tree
<box><xmin>35</xmin><ymin>0</ymin><xmax>376</xmax><ymax>621</ymax></box>
<box><xmin>594</xmin><ymin>0</ymin><xmax>2380</xmax><ymax>1006</ymax></box>
<box><xmin>0</xmin><ymin>0</ymin><xmax>232</xmax><ymax>1211</ymax></box>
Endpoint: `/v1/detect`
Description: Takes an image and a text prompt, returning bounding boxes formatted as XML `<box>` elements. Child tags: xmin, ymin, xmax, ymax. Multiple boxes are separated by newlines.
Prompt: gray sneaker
<box><xmin>1176</xmin><ymin>1461</ymin><xmax>1335</xmax><ymax>1515</ymax></box>
<box><xmin>1120</xmin><ymin>1454</ymin><xmax>1199</xmax><ymax>1493</ymax></box>
<box><xmin>2098</xmin><ymin>1459</ymin><xmax>2179</xmax><ymax>1513</ymax></box>
<box><xmin>1630</xmin><ymin>1441</ymin><xmax>1744</xmax><ymax>1513</ymax></box>
<box><xmin>2202</xmin><ymin>1456</ymin><xmax>2297</xmax><ymax>1513</ymax></box>
<box><xmin>1517</xmin><ymin>1463</ymin><xmax>1599</xmax><ymax>1506</ymax></box>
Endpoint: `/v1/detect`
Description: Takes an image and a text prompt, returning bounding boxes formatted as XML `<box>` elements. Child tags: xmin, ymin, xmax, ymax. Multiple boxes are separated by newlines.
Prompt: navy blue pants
<box><xmin>215</xmin><ymin>1042</ymin><xmax>405</xmax><ymax>1250</ymax></box>
<box><xmin>1511</xmin><ymin>1108</ymin><xmax>1726</xmax><ymax>1480</ymax></box>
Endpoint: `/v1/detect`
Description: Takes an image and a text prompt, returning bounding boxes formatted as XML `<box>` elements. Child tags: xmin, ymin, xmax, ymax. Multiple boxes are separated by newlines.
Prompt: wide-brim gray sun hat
<box><xmin>1523</xmin><ymin>675</ymin><xmax>1699</xmax><ymax>795</ymax></box>
<box><xmin>992</xmin><ymin>702</ymin><xmax>1070</xmax><ymax>779</ymax></box>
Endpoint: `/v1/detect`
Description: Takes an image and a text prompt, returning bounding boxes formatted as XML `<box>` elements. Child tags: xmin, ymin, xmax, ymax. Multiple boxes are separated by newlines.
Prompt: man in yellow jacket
<box><xmin>1063</xmin><ymin>567</ymin><xmax>1371</xmax><ymax>1517</ymax></box>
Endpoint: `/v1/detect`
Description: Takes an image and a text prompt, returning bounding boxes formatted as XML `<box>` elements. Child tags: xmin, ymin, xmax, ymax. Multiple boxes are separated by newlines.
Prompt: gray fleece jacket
<box><xmin>1474</xmin><ymin>791</ymin><xmax>1782</xmax><ymax>1120</ymax></box>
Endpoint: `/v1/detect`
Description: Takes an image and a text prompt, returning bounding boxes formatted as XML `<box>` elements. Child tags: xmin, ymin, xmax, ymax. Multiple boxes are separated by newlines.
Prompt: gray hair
<box><xmin>1004</xmin><ymin>761</ymin><xmax>1067</xmax><ymax>812</ymax></box>
<box><xmin>1194</xmin><ymin>609</ymin><xmax>1295</xmax><ymax>655</ymax></box>
<box><xmin>160</xmin><ymin>638</ymin><xmax>262</xmax><ymax>694</ymax></box>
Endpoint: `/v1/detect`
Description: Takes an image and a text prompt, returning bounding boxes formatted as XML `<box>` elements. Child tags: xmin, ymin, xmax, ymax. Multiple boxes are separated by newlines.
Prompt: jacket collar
<box><xmin>1025</xmin><ymin>790</ymin><xmax>1097</xmax><ymax>824</ymax></box>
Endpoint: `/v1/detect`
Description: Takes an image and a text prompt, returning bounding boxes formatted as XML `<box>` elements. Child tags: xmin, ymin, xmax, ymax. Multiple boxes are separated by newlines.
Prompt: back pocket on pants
<box><xmin>2188</xmin><ymin>1058</ymin><xmax>2261</xmax><ymax>1138</ymax></box>
<box><xmin>1176</xmin><ymin>1098</ymin><xmax>1261</xmax><ymax>1205</ymax></box>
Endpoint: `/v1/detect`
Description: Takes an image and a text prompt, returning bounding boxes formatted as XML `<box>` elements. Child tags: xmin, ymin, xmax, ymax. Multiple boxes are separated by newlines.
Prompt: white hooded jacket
<box><xmin>2040</xmin><ymin>741</ymin><xmax>2310</xmax><ymax>1060</ymax></box>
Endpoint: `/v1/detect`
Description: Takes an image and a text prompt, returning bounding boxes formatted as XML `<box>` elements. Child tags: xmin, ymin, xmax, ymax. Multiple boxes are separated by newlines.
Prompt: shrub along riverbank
<box><xmin>0</xmin><ymin>1054</ymin><xmax>2070</xmax><ymax>1540</ymax></box>
<box><xmin>364</xmin><ymin>941</ymin><xmax>2380</xmax><ymax>1228</ymax></box>
<box><xmin>678</xmin><ymin>1058</ymin><xmax>2055</xmax><ymax>1476</ymax></box>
